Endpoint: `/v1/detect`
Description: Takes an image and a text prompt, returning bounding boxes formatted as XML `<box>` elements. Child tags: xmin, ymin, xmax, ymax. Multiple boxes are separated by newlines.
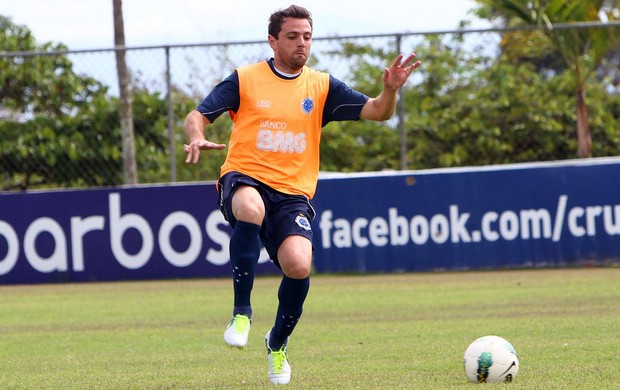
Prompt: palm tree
<box><xmin>476</xmin><ymin>0</ymin><xmax>620</xmax><ymax>158</ymax></box>
<box><xmin>112</xmin><ymin>0</ymin><xmax>137</xmax><ymax>184</ymax></box>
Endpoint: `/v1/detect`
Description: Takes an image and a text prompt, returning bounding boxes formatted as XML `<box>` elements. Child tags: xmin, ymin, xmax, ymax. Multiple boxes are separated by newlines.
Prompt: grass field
<box><xmin>1</xmin><ymin>268</ymin><xmax>618</xmax><ymax>389</ymax></box>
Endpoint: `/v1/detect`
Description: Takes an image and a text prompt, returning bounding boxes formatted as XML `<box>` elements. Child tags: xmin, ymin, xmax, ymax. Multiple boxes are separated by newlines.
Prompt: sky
<box><xmin>1</xmin><ymin>0</ymin><xmax>489</xmax><ymax>50</ymax></box>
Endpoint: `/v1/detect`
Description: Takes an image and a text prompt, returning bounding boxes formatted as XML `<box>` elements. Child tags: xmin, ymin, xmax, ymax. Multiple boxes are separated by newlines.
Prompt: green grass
<box><xmin>0</xmin><ymin>268</ymin><xmax>618</xmax><ymax>389</ymax></box>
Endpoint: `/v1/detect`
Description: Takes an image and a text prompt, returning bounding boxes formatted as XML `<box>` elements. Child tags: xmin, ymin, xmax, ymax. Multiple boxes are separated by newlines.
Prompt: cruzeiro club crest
<box><xmin>295</xmin><ymin>214</ymin><xmax>312</xmax><ymax>231</ymax></box>
<box><xmin>301</xmin><ymin>97</ymin><xmax>314</xmax><ymax>114</ymax></box>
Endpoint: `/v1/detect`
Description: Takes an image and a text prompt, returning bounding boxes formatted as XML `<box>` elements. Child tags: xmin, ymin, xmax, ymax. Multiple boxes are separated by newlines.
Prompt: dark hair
<box><xmin>268</xmin><ymin>5</ymin><xmax>313</xmax><ymax>38</ymax></box>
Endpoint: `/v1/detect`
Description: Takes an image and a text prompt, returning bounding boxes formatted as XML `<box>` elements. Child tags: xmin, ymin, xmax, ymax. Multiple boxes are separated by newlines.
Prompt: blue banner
<box><xmin>0</xmin><ymin>184</ymin><xmax>278</xmax><ymax>284</ymax></box>
<box><xmin>312</xmin><ymin>158</ymin><xmax>620</xmax><ymax>272</ymax></box>
<box><xmin>1</xmin><ymin>158</ymin><xmax>619</xmax><ymax>284</ymax></box>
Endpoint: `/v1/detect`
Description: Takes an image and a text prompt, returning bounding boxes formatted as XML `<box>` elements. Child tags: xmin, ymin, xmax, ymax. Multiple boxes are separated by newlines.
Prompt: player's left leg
<box><xmin>270</xmin><ymin>235</ymin><xmax>312</xmax><ymax>346</ymax></box>
<box><xmin>265</xmin><ymin>235</ymin><xmax>312</xmax><ymax>385</ymax></box>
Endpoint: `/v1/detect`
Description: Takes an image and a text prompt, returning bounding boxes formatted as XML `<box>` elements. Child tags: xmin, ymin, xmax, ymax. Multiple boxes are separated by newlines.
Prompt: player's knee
<box><xmin>283</xmin><ymin>261</ymin><xmax>311</xmax><ymax>279</ymax></box>
<box><xmin>234</xmin><ymin>203</ymin><xmax>264</xmax><ymax>224</ymax></box>
<box><xmin>232</xmin><ymin>188</ymin><xmax>265</xmax><ymax>224</ymax></box>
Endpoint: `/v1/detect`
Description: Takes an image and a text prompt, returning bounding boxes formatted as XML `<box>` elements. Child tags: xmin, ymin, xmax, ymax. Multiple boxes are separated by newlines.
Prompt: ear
<box><xmin>268</xmin><ymin>34</ymin><xmax>277</xmax><ymax>51</ymax></box>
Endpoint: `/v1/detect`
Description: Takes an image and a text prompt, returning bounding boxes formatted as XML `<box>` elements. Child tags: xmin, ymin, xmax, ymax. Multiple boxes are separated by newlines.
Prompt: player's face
<box><xmin>269</xmin><ymin>17</ymin><xmax>312</xmax><ymax>73</ymax></box>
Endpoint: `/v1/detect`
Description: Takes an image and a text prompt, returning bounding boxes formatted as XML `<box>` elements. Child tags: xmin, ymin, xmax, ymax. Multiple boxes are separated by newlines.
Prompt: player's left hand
<box><xmin>383</xmin><ymin>53</ymin><xmax>421</xmax><ymax>90</ymax></box>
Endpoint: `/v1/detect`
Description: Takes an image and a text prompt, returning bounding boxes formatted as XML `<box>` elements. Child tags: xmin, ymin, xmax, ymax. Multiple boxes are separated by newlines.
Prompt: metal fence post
<box><xmin>165</xmin><ymin>46</ymin><xmax>176</xmax><ymax>182</ymax></box>
<box><xmin>395</xmin><ymin>34</ymin><xmax>407</xmax><ymax>170</ymax></box>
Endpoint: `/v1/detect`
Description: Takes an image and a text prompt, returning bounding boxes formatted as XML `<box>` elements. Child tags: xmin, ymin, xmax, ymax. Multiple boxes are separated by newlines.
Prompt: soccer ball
<box><xmin>463</xmin><ymin>335</ymin><xmax>519</xmax><ymax>383</ymax></box>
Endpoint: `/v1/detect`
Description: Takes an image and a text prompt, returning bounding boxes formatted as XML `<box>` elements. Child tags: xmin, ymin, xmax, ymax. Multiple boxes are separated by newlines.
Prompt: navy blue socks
<box><xmin>229</xmin><ymin>220</ymin><xmax>310</xmax><ymax>349</ymax></box>
<box><xmin>269</xmin><ymin>275</ymin><xmax>310</xmax><ymax>350</ymax></box>
<box><xmin>229</xmin><ymin>221</ymin><xmax>261</xmax><ymax>318</ymax></box>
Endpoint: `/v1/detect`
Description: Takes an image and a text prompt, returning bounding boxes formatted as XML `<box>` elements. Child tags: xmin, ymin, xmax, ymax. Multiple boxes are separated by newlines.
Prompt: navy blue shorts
<box><xmin>217</xmin><ymin>171</ymin><xmax>316</xmax><ymax>264</ymax></box>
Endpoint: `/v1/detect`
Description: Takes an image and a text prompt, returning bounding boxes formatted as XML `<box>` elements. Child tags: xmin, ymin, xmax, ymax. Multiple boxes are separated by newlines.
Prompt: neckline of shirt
<box><xmin>268</xmin><ymin>58</ymin><xmax>302</xmax><ymax>79</ymax></box>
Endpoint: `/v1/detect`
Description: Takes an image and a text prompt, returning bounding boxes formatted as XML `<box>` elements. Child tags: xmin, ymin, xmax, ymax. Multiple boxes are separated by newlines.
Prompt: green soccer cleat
<box><xmin>224</xmin><ymin>314</ymin><xmax>251</xmax><ymax>348</ymax></box>
<box><xmin>265</xmin><ymin>330</ymin><xmax>291</xmax><ymax>385</ymax></box>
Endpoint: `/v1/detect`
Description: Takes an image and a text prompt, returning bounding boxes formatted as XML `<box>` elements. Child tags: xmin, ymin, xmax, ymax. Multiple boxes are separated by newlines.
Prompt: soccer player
<box><xmin>183</xmin><ymin>4</ymin><xmax>421</xmax><ymax>385</ymax></box>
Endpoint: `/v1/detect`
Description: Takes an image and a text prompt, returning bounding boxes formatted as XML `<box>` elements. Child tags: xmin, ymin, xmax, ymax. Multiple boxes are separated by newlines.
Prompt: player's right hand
<box><xmin>184</xmin><ymin>140</ymin><xmax>227</xmax><ymax>164</ymax></box>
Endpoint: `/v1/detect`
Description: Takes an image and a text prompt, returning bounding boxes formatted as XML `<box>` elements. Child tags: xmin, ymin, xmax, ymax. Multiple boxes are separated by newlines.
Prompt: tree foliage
<box><xmin>472</xmin><ymin>0</ymin><xmax>620</xmax><ymax>157</ymax></box>
<box><xmin>1</xmin><ymin>13</ymin><xmax>620</xmax><ymax>191</ymax></box>
<box><xmin>319</xmin><ymin>27</ymin><xmax>620</xmax><ymax>171</ymax></box>
<box><xmin>320</xmin><ymin>41</ymin><xmax>401</xmax><ymax>172</ymax></box>
<box><xmin>0</xmin><ymin>16</ymin><xmax>119</xmax><ymax>189</ymax></box>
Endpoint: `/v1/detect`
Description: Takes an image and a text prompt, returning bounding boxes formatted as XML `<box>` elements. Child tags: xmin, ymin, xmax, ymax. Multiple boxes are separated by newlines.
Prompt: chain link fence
<box><xmin>1</xmin><ymin>24</ymin><xmax>619</xmax><ymax>191</ymax></box>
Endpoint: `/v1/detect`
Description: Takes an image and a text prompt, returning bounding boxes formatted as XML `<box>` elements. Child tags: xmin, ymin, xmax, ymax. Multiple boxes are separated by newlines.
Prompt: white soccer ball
<box><xmin>463</xmin><ymin>335</ymin><xmax>519</xmax><ymax>383</ymax></box>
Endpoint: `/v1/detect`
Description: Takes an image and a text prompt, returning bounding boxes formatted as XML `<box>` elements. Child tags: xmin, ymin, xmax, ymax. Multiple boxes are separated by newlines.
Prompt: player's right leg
<box><xmin>219</xmin><ymin>179</ymin><xmax>265</xmax><ymax>348</ymax></box>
